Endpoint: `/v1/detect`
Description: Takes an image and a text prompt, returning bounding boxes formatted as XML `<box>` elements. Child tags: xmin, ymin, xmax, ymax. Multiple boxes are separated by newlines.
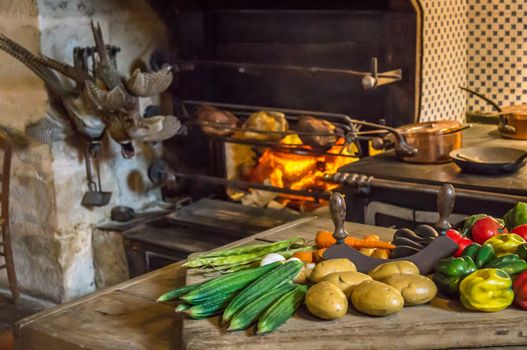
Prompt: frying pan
<box><xmin>449</xmin><ymin>146</ymin><xmax>527</xmax><ymax>175</ymax></box>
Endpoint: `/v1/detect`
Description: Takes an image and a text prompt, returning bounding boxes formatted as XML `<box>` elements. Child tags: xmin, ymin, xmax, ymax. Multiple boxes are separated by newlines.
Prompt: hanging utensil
<box><xmin>81</xmin><ymin>141</ymin><xmax>112</xmax><ymax>207</ymax></box>
<box><xmin>450</xmin><ymin>146</ymin><xmax>527</xmax><ymax>175</ymax></box>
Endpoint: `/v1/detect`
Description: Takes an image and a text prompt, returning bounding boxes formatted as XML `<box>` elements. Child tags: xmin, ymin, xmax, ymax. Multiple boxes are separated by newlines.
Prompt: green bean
<box><xmin>186</xmin><ymin>237</ymin><xmax>304</xmax><ymax>261</ymax></box>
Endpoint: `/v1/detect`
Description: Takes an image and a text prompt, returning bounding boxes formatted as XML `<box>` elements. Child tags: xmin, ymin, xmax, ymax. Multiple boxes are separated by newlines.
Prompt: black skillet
<box><xmin>449</xmin><ymin>146</ymin><xmax>527</xmax><ymax>175</ymax></box>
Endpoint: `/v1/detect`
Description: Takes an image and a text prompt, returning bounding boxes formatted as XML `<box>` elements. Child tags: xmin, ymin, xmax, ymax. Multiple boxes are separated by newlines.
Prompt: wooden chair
<box><xmin>0</xmin><ymin>137</ymin><xmax>18</xmax><ymax>303</ymax></box>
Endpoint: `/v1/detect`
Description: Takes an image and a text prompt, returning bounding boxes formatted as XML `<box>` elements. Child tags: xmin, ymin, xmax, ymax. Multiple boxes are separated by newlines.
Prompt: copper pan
<box><xmin>460</xmin><ymin>86</ymin><xmax>527</xmax><ymax>140</ymax></box>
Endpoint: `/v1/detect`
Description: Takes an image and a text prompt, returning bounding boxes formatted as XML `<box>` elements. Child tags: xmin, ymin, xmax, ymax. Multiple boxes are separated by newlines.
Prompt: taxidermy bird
<box><xmin>0</xmin><ymin>21</ymin><xmax>181</xmax><ymax>158</ymax></box>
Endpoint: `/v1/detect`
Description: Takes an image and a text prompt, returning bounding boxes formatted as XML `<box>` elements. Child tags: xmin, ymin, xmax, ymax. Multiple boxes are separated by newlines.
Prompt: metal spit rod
<box><xmin>172</xmin><ymin>172</ymin><xmax>330</xmax><ymax>201</ymax></box>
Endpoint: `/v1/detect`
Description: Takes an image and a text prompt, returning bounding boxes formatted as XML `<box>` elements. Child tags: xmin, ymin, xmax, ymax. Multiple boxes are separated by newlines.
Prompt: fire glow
<box><xmin>244</xmin><ymin>135</ymin><xmax>358</xmax><ymax>193</ymax></box>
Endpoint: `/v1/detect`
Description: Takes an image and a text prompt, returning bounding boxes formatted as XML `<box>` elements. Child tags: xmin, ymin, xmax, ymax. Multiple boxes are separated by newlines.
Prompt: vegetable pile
<box><xmin>183</xmin><ymin>237</ymin><xmax>315</xmax><ymax>273</ymax></box>
<box><xmin>433</xmin><ymin>202</ymin><xmax>527</xmax><ymax>312</ymax></box>
<box><xmin>159</xmin><ymin>260</ymin><xmax>307</xmax><ymax>334</ymax></box>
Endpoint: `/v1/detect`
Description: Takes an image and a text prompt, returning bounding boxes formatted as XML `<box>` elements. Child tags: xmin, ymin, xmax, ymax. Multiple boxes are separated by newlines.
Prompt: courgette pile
<box><xmin>158</xmin><ymin>260</ymin><xmax>307</xmax><ymax>334</ymax></box>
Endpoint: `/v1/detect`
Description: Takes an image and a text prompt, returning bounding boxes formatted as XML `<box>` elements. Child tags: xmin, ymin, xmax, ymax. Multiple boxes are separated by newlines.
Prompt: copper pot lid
<box><xmin>397</xmin><ymin>120</ymin><xmax>463</xmax><ymax>135</ymax></box>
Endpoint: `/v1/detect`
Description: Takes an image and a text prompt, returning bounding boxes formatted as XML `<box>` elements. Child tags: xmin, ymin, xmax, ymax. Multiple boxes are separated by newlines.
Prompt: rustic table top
<box><xmin>15</xmin><ymin>217</ymin><xmax>527</xmax><ymax>350</ymax></box>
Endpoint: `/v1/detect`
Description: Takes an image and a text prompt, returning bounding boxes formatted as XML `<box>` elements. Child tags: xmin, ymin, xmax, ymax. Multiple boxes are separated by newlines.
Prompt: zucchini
<box><xmin>227</xmin><ymin>283</ymin><xmax>296</xmax><ymax>331</ymax></box>
<box><xmin>222</xmin><ymin>260</ymin><xmax>303</xmax><ymax>324</ymax></box>
<box><xmin>181</xmin><ymin>261</ymin><xmax>282</xmax><ymax>304</ymax></box>
<box><xmin>257</xmin><ymin>284</ymin><xmax>308</xmax><ymax>334</ymax></box>
<box><xmin>174</xmin><ymin>303</ymin><xmax>191</xmax><ymax>312</ymax></box>
<box><xmin>157</xmin><ymin>281</ymin><xmax>205</xmax><ymax>302</ymax></box>
<box><xmin>185</xmin><ymin>290</ymin><xmax>238</xmax><ymax>319</ymax></box>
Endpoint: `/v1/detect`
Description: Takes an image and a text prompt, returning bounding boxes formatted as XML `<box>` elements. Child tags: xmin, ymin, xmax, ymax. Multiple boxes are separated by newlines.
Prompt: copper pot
<box><xmin>393</xmin><ymin>120</ymin><xmax>465</xmax><ymax>163</ymax></box>
<box><xmin>498</xmin><ymin>105</ymin><xmax>527</xmax><ymax>140</ymax></box>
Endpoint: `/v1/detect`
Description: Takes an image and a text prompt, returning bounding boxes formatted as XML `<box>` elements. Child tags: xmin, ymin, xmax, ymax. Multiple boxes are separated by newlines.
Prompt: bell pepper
<box><xmin>435</xmin><ymin>256</ymin><xmax>477</xmax><ymax>277</ymax></box>
<box><xmin>513</xmin><ymin>270</ymin><xmax>527</xmax><ymax>310</ymax></box>
<box><xmin>504</xmin><ymin>202</ymin><xmax>527</xmax><ymax>230</ymax></box>
<box><xmin>462</xmin><ymin>243</ymin><xmax>495</xmax><ymax>268</ymax></box>
<box><xmin>461</xmin><ymin>243</ymin><xmax>480</xmax><ymax>259</ymax></box>
<box><xmin>512</xmin><ymin>224</ymin><xmax>527</xmax><ymax>240</ymax></box>
<box><xmin>459</xmin><ymin>268</ymin><xmax>514</xmax><ymax>312</ymax></box>
<box><xmin>446</xmin><ymin>229</ymin><xmax>474</xmax><ymax>257</ymax></box>
<box><xmin>474</xmin><ymin>243</ymin><xmax>496</xmax><ymax>268</ymax></box>
<box><xmin>517</xmin><ymin>243</ymin><xmax>527</xmax><ymax>261</ymax></box>
<box><xmin>484</xmin><ymin>233</ymin><xmax>526</xmax><ymax>257</ymax></box>
<box><xmin>484</xmin><ymin>254</ymin><xmax>527</xmax><ymax>276</ymax></box>
<box><xmin>462</xmin><ymin>214</ymin><xmax>506</xmax><ymax>238</ymax></box>
<box><xmin>432</xmin><ymin>273</ymin><xmax>462</xmax><ymax>297</ymax></box>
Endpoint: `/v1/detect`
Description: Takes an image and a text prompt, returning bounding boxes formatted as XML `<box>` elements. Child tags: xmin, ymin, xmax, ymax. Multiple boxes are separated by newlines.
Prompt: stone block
<box><xmin>92</xmin><ymin>229</ymin><xmax>129</xmax><ymax>290</ymax></box>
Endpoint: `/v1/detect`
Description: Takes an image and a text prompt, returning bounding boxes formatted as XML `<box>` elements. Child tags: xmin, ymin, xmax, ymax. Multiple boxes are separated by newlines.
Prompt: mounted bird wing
<box><xmin>84</xmin><ymin>80</ymin><xmax>134</xmax><ymax>113</ymax></box>
<box><xmin>125</xmin><ymin>65</ymin><xmax>173</xmax><ymax>97</ymax></box>
<box><xmin>126</xmin><ymin>115</ymin><xmax>182</xmax><ymax>142</ymax></box>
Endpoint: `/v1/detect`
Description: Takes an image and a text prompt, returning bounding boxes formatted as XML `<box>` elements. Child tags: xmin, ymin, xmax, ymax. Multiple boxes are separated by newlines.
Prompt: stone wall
<box><xmin>0</xmin><ymin>0</ymin><xmax>168</xmax><ymax>303</ymax></box>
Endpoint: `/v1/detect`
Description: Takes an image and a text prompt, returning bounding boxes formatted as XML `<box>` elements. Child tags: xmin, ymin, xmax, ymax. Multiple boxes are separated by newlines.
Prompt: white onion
<box><xmin>286</xmin><ymin>257</ymin><xmax>302</xmax><ymax>263</ymax></box>
<box><xmin>260</xmin><ymin>253</ymin><xmax>286</xmax><ymax>266</ymax></box>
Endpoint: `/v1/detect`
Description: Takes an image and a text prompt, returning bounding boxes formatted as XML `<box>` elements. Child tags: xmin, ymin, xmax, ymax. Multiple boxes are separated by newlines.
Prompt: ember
<box><xmin>244</xmin><ymin>134</ymin><xmax>358</xmax><ymax>194</ymax></box>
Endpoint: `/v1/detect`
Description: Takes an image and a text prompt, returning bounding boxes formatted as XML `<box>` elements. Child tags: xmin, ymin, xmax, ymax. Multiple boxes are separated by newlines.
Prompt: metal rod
<box><xmin>174</xmin><ymin>59</ymin><xmax>402</xmax><ymax>80</ymax></box>
<box><xmin>172</xmin><ymin>172</ymin><xmax>330</xmax><ymax>200</ymax></box>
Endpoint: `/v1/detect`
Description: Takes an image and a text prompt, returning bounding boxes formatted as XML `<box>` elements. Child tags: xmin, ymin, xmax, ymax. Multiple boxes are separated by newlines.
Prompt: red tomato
<box><xmin>512</xmin><ymin>224</ymin><xmax>527</xmax><ymax>240</ymax></box>
<box><xmin>471</xmin><ymin>217</ymin><xmax>499</xmax><ymax>244</ymax></box>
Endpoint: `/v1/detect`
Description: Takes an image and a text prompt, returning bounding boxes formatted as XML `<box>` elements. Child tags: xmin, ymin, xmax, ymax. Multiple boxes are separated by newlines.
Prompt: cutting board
<box><xmin>181</xmin><ymin>217</ymin><xmax>527</xmax><ymax>350</ymax></box>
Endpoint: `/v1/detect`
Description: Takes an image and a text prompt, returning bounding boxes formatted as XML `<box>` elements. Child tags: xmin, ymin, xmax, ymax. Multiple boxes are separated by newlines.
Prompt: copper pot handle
<box><xmin>498</xmin><ymin>114</ymin><xmax>516</xmax><ymax>135</ymax></box>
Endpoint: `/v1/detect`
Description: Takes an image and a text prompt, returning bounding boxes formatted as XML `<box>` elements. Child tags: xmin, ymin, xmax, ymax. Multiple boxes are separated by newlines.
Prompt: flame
<box><xmin>244</xmin><ymin>134</ymin><xmax>358</xmax><ymax>194</ymax></box>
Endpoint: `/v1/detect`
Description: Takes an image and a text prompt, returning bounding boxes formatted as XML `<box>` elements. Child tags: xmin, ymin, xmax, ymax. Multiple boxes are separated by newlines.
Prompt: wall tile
<box><xmin>466</xmin><ymin>0</ymin><xmax>527</xmax><ymax>112</ymax></box>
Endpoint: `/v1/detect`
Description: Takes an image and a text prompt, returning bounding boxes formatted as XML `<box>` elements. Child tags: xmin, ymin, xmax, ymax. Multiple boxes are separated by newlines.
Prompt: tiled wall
<box><xmin>419</xmin><ymin>0</ymin><xmax>527</xmax><ymax>121</ymax></box>
<box><xmin>466</xmin><ymin>0</ymin><xmax>527</xmax><ymax>113</ymax></box>
<box><xmin>419</xmin><ymin>0</ymin><xmax>468</xmax><ymax>122</ymax></box>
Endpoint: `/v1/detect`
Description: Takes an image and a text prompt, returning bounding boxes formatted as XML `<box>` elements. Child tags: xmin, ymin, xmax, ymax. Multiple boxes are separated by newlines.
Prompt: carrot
<box><xmin>314</xmin><ymin>230</ymin><xmax>395</xmax><ymax>250</ymax></box>
<box><xmin>345</xmin><ymin>237</ymin><xmax>395</xmax><ymax>250</ymax></box>
<box><xmin>363</xmin><ymin>234</ymin><xmax>380</xmax><ymax>241</ymax></box>
<box><xmin>292</xmin><ymin>251</ymin><xmax>313</xmax><ymax>263</ymax></box>
<box><xmin>315</xmin><ymin>230</ymin><xmax>335</xmax><ymax>249</ymax></box>
<box><xmin>313</xmin><ymin>248</ymin><xmax>327</xmax><ymax>262</ymax></box>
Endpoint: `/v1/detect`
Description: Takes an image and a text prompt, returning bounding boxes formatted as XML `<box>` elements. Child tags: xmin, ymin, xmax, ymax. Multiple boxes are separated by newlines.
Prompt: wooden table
<box><xmin>15</xmin><ymin>217</ymin><xmax>527</xmax><ymax>349</ymax></box>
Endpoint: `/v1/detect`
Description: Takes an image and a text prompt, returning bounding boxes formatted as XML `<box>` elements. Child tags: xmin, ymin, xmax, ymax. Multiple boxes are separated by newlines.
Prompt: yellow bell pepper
<box><xmin>484</xmin><ymin>233</ymin><xmax>525</xmax><ymax>257</ymax></box>
<box><xmin>459</xmin><ymin>268</ymin><xmax>514</xmax><ymax>312</ymax></box>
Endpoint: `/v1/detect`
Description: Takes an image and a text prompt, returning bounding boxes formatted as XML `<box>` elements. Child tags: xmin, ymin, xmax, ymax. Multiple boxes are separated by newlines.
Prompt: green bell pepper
<box><xmin>461</xmin><ymin>243</ymin><xmax>480</xmax><ymax>260</ymax></box>
<box><xmin>503</xmin><ymin>202</ymin><xmax>527</xmax><ymax>230</ymax></box>
<box><xmin>485</xmin><ymin>233</ymin><xmax>526</xmax><ymax>257</ymax></box>
<box><xmin>517</xmin><ymin>243</ymin><xmax>527</xmax><ymax>261</ymax></box>
<box><xmin>459</xmin><ymin>268</ymin><xmax>514</xmax><ymax>312</ymax></box>
<box><xmin>484</xmin><ymin>254</ymin><xmax>527</xmax><ymax>276</ymax></box>
<box><xmin>435</xmin><ymin>256</ymin><xmax>477</xmax><ymax>278</ymax></box>
<box><xmin>461</xmin><ymin>243</ymin><xmax>495</xmax><ymax>268</ymax></box>
<box><xmin>432</xmin><ymin>273</ymin><xmax>462</xmax><ymax>297</ymax></box>
<box><xmin>474</xmin><ymin>243</ymin><xmax>496</xmax><ymax>268</ymax></box>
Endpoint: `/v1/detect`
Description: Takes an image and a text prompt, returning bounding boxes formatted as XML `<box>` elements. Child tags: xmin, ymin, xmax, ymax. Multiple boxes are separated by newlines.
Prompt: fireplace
<box><xmin>153</xmin><ymin>0</ymin><xmax>424</xmax><ymax>207</ymax></box>
<box><xmin>0</xmin><ymin>0</ymin><xmax>455</xmax><ymax>305</ymax></box>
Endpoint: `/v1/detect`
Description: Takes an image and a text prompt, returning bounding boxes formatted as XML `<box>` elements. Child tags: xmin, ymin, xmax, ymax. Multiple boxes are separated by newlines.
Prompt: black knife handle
<box><xmin>436</xmin><ymin>184</ymin><xmax>455</xmax><ymax>235</ymax></box>
<box><xmin>330</xmin><ymin>192</ymin><xmax>349</xmax><ymax>244</ymax></box>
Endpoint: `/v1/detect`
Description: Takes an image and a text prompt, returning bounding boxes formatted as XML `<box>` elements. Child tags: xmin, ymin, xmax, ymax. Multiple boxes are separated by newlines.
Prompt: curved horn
<box><xmin>85</xmin><ymin>80</ymin><xmax>134</xmax><ymax>112</ymax></box>
<box><xmin>125</xmin><ymin>65</ymin><xmax>173</xmax><ymax>97</ymax></box>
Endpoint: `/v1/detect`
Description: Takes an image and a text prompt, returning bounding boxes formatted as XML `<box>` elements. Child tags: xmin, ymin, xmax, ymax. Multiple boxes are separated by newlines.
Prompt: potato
<box><xmin>311</xmin><ymin>259</ymin><xmax>356</xmax><ymax>282</ymax></box>
<box><xmin>293</xmin><ymin>269</ymin><xmax>307</xmax><ymax>284</ymax></box>
<box><xmin>323</xmin><ymin>271</ymin><xmax>372</xmax><ymax>297</ymax></box>
<box><xmin>306</xmin><ymin>281</ymin><xmax>348</xmax><ymax>320</ymax></box>
<box><xmin>351</xmin><ymin>280</ymin><xmax>404</xmax><ymax>316</ymax></box>
<box><xmin>382</xmin><ymin>274</ymin><xmax>437</xmax><ymax>306</ymax></box>
<box><xmin>368</xmin><ymin>261</ymin><xmax>420</xmax><ymax>281</ymax></box>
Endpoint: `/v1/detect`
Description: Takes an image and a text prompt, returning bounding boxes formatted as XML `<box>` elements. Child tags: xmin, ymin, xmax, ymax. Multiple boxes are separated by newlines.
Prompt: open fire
<box><xmin>225</xmin><ymin>134</ymin><xmax>358</xmax><ymax>207</ymax></box>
